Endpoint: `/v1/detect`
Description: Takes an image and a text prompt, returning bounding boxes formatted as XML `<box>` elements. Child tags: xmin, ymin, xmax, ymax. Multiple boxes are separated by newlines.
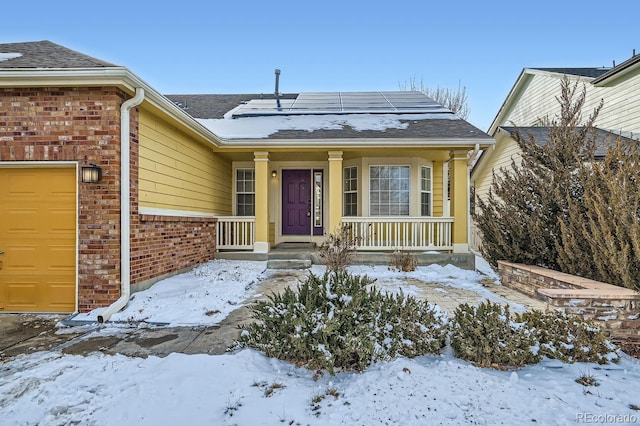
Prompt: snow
<box><xmin>0</xmin><ymin>52</ymin><xmax>21</xmax><ymax>62</ymax></box>
<box><xmin>73</xmin><ymin>259</ymin><xmax>267</xmax><ymax>326</ymax></box>
<box><xmin>198</xmin><ymin>113</ymin><xmax>457</xmax><ymax>139</ymax></box>
<box><xmin>1</xmin><ymin>258</ymin><xmax>639</xmax><ymax>425</ymax></box>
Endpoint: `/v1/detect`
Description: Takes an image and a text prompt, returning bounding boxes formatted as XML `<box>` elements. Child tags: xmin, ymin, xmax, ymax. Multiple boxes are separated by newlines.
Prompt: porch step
<box><xmin>275</xmin><ymin>242</ymin><xmax>316</xmax><ymax>250</ymax></box>
<box><xmin>267</xmin><ymin>259</ymin><xmax>312</xmax><ymax>270</ymax></box>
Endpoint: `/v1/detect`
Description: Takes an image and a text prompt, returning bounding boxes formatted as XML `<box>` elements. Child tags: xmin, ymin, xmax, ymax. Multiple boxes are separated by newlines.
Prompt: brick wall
<box><xmin>1</xmin><ymin>86</ymin><xmax>219</xmax><ymax>312</ymax></box>
<box><xmin>130</xmin><ymin>215</ymin><xmax>216</xmax><ymax>285</ymax></box>
<box><xmin>0</xmin><ymin>86</ymin><xmax>125</xmax><ymax>311</ymax></box>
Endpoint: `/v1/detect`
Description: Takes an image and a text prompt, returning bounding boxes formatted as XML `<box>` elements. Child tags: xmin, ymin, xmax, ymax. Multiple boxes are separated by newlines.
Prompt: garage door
<box><xmin>0</xmin><ymin>167</ymin><xmax>76</xmax><ymax>312</ymax></box>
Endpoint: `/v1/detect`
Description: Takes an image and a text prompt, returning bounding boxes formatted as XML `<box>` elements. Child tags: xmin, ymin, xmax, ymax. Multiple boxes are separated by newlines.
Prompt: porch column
<box><xmin>449</xmin><ymin>150</ymin><xmax>469</xmax><ymax>253</ymax></box>
<box><xmin>328</xmin><ymin>151</ymin><xmax>343</xmax><ymax>234</ymax></box>
<box><xmin>254</xmin><ymin>151</ymin><xmax>270</xmax><ymax>253</ymax></box>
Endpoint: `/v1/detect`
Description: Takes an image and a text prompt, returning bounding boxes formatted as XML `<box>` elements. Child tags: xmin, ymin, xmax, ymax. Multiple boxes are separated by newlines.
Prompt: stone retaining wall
<box><xmin>497</xmin><ymin>261</ymin><xmax>640</xmax><ymax>339</ymax></box>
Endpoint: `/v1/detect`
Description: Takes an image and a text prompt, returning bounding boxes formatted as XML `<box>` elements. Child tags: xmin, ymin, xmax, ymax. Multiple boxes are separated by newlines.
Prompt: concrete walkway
<box><xmin>1</xmin><ymin>269</ymin><xmax>547</xmax><ymax>361</ymax></box>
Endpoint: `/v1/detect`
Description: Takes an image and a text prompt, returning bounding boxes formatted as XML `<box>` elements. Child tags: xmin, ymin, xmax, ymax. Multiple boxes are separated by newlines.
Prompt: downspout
<box><xmin>467</xmin><ymin>144</ymin><xmax>479</xmax><ymax>254</ymax></box>
<box><xmin>98</xmin><ymin>87</ymin><xmax>145</xmax><ymax>323</ymax></box>
<box><xmin>467</xmin><ymin>143</ymin><xmax>480</xmax><ymax>167</ymax></box>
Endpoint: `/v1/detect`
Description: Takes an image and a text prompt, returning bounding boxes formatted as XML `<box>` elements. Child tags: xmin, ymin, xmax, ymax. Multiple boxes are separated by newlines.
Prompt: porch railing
<box><xmin>216</xmin><ymin>216</ymin><xmax>255</xmax><ymax>250</ymax></box>
<box><xmin>215</xmin><ymin>216</ymin><xmax>453</xmax><ymax>251</ymax></box>
<box><xmin>341</xmin><ymin>217</ymin><xmax>454</xmax><ymax>251</ymax></box>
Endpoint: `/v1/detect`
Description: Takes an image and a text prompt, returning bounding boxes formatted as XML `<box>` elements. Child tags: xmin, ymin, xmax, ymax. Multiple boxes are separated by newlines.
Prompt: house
<box><xmin>471</xmin><ymin>54</ymin><xmax>640</xmax><ymax>251</ymax></box>
<box><xmin>0</xmin><ymin>41</ymin><xmax>493</xmax><ymax>317</ymax></box>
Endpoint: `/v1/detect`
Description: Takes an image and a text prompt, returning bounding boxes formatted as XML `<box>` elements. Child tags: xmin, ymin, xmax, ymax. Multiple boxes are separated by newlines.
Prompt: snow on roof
<box><xmin>0</xmin><ymin>52</ymin><xmax>22</xmax><ymax>62</ymax></box>
<box><xmin>194</xmin><ymin>91</ymin><xmax>460</xmax><ymax>139</ymax></box>
<box><xmin>197</xmin><ymin>112</ymin><xmax>458</xmax><ymax>139</ymax></box>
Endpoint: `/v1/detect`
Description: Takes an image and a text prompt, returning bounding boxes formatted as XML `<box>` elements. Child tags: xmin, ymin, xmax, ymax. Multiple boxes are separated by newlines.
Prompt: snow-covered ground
<box><xmin>1</xmin><ymin>259</ymin><xmax>639</xmax><ymax>425</ymax></box>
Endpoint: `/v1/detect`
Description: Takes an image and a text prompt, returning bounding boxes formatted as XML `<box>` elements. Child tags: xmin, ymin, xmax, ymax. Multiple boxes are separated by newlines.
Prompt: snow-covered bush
<box><xmin>238</xmin><ymin>270</ymin><xmax>447</xmax><ymax>374</ymax></box>
<box><xmin>519</xmin><ymin>310</ymin><xmax>619</xmax><ymax>364</ymax></box>
<box><xmin>450</xmin><ymin>301</ymin><xmax>619</xmax><ymax>369</ymax></box>
<box><xmin>450</xmin><ymin>301</ymin><xmax>540</xmax><ymax>368</ymax></box>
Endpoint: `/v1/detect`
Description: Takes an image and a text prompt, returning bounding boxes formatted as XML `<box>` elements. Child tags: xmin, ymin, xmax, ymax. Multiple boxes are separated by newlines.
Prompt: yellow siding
<box><xmin>138</xmin><ymin>108</ymin><xmax>232</xmax><ymax>215</ymax></box>
<box><xmin>432</xmin><ymin>161</ymin><xmax>444</xmax><ymax>216</ymax></box>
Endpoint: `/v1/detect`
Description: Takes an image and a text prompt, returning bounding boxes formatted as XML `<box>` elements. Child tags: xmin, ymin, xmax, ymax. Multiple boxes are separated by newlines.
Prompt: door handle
<box><xmin>0</xmin><ymin>250</ymin><xmax>4</xmax><ymax>255</ymax></box>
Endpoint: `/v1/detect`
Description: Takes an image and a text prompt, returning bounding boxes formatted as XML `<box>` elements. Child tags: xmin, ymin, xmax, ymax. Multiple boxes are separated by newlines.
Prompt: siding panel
<box><xmin>138</xmin><ymin>109</ymin><xmax>231</xmax><ymax>215</ymax></box>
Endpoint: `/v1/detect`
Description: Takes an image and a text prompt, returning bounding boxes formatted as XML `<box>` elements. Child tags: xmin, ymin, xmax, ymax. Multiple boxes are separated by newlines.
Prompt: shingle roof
<box><xmin>499</xmin><ymin>126</ymin><xmax>635</xmax><ymax>158</ymax></box>
<box><xmin>592</xmin><ymin>54</ymin><xmax>640</xmax><ymax>84</ymax></box>
<box><xmin>165</xmin><ymin>93</ymin><xmax>492</xmax><ymax>141</ymax></box>
<box><xmin>0</xmin><ymin>40</ymin><xmax>117</xmax><ymax>68</ymax></box>
<box><xmin>530</xmin><ymin>68</ymin><xmax>611</xmax><ymax>78</ymax></box>
<box><xmin>165</xmin><ymin>93</ymin><xmax>298</xmax><ymax>119</ymax></box>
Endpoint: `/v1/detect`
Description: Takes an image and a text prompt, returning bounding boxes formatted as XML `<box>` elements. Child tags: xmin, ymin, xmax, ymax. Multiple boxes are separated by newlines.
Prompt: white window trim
<box><xmin>420</xmin><ymin>165</ymin><xmax>433</xmax><ymax>217</ymax></box>
<box><xmin>360</xmin><ymin>157</ymin><xmax>433</xmax><ymax>216</ymax></box>
<box><xmin>368</xmin><ymin>164</ymin><xmax>411</xmax><ymax>216</ymax></box>
<box><xmin>234</xmin><ymin>167</ymin><xmax>255</xmax><ymax>216</ymax></box>
<box><xmin>343</xmin><ymin>165</ymin><xmax>358</xmax><ymax>217</ymax></box>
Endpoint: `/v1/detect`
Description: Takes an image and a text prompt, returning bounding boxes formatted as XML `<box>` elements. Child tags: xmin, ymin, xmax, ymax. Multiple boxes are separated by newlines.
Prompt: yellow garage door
<box><xmin>0</xmin><ymin>167</ymin><xmax>76</xmax><ymax>312</ymax></box>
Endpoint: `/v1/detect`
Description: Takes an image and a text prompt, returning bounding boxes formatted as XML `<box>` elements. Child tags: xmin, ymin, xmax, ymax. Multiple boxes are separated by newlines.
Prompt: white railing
<box><xmin>216</xmin><ymin>216</ymin><xmax>255</xmax><ymax>250</ymax></box>
<box><xmin>342</xmin><ymin>217</ymin><xmax>454</xmax><ymax>251</ymax></box>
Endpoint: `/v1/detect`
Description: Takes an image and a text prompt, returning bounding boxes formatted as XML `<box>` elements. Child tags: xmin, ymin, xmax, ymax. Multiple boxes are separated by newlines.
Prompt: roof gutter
<box><xmin>98</xmin><ymin>87</ymin><xmax>145</xmax><ymax>323</ymax></box>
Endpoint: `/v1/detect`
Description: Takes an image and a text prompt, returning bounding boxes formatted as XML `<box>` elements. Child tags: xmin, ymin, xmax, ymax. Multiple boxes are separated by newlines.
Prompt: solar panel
<box><xmin>230</xmin><ymin>91</ymin><xmax>451</xmax><ymax>118</ymax></box>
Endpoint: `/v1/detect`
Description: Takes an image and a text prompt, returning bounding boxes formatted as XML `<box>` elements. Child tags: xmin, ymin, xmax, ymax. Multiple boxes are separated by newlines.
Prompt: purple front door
<box><xmin>282</xmin><ymin>169</ymin><xmax>311</xmax><ymax>235</ymax></box>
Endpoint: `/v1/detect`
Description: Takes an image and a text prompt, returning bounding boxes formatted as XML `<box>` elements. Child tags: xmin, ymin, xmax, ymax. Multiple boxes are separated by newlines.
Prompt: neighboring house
<box><xmin>471</xmin><ymin>54</ymin><xmax>640</xmax><ymax>251</ymax></box>
<box><xmin>0</xmin><ymin>41</ymin><xmax>493</xmax><ymax>315</ymax></box>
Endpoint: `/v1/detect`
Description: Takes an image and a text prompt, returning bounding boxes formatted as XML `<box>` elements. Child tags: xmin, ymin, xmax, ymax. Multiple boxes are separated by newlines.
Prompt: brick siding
<box><xmin>1</xmin><ymin>87</ymin><xmax>218</xmax><ymax>312</ymax></box>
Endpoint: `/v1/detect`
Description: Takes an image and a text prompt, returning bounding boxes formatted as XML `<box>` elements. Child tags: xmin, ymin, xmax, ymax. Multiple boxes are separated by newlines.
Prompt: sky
<box><xmin>2</xmin><ymin>0</ymin><xmax>638</xmax><ymax>132</ymax></box>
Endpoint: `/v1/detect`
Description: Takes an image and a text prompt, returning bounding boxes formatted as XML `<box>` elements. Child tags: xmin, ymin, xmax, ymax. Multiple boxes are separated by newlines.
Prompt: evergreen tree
<box><xmin>474</xmin><ymin>77</ymin><xmax>601</xmax><ymax>268</ymax></box>
<box><xmin>558</xmin><ymin>139</ymin><xmax>640</xmax><ymax>291</ymax></box>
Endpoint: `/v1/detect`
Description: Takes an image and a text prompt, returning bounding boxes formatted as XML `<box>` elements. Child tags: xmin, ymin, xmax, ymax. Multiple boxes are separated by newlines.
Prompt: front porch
<box><xmin>219</xmin><ymin>149</ymin><xmax>473</xmax><ymax>255</ymax></box>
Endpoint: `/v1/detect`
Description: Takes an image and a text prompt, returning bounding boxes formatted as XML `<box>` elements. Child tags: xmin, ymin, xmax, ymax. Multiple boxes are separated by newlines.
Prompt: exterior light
<box><xmin>271</xmin><ymin>170</ymin><xmax>277</xmax><ymax>178</ymax></box>
<box><xmin>82</xmin><ymin>163</ymin><xmax>102</xmax><ymax>183</ymax></box>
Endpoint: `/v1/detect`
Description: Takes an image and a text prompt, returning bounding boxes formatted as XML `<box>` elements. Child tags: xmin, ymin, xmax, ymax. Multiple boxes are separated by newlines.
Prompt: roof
<box><xmin>0</xmin><ymin>40</ymin><xmax>117</xmax><ymax>68</ymax></box>
<box><xmin>592</xmin><ymin>54</ymin><xmax>640</xmax><ymax>85</ymax></box>
<box><xmin>529</xmin><ymin>68</ymin><xmax>610</xmax><ymax>78</ymax></box>
<box><xmin>498</xmin><ymin>126</ymin><xmax>636</xmax><ymax>158</ymax></box>
<box><xmin>0</xmin><ymin>40</ymin><xmax>491</xmax><ymax>145</ymax></box>
<box><xmin>165</xmin><ymin>93</ymin><xmax>492</xmax><ymax>141</ymax></box>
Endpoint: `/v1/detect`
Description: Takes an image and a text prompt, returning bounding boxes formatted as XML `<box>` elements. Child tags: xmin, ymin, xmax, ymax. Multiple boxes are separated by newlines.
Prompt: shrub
<box><xmin>238</xmin><ymin>270</ymin><xmax>447</xmax><ymax>374</ymax></box>
<box><xmin>474</xmin><ymin>77</ymin><xmax>601</xmax><ymax>269</ymax></box>
<box><xmin>519</xmin><ymin>310</ymin><xmax>619</xmax><ymax>364</ymax></box>
<box><xmin>317</xmin><ymin>224</ymin><xmax>360</xmax><ymax>271</ymax></box>
<box><xmin>450</xmin><ymin>301</ymin><xmax>619</xmax><ymax>369</ymax></box>
<box><xmin>450</xmin><ymin>301</ymin><xmax>540</xmax><ymax>368</ymax></box>
<box><xmin>388</xmin><ymin>250</ymin><xmax>418</xmax><ymax>272</ymax></box>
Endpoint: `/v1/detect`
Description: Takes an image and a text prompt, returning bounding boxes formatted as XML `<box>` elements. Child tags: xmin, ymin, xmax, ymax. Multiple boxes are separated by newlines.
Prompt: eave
<box><xmin>0</xmin><ymin>67</ymin><xmax>226</xmax><ymax>148</ymax></box>
<box><xmin>592</xmin><ymin>54</ymin><xmax>640</xmax><ymax>86</ymax></box>
<box><xmin>213</xmin><ymin>137</ymin><xmax>494</xmax><ymax>151</ymax></box>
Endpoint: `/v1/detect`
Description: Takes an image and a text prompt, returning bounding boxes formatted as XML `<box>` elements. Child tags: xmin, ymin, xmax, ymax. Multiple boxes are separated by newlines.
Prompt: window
<box><xmin>369</xmin><ymin>165</ymin><xmax>410</xmax><ymax>216</ymax></box>
<box><xmin>314</xmin><ymin>171</ymin><xmax>323</xmax><ymax>227</ymax></box>
<box><xmin>343</xmin><ymin>166</ymin><xmax>358</xmax><ymax>216</ymax></box>
<box><xmin>236</xmin><ymin>168</ymin><xmax>255</xmax><ymax>216</ymax></box>
<box><xmin>421</xmin><ymin>166</ymin><xmax>432</xmax><ymax>216</ymax></box>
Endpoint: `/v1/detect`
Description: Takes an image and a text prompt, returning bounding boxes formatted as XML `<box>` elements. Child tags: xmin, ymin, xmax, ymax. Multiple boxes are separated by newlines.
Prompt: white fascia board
<box><xmin>214</xmin><ymin>138</ymin><xmax>495</xmax><ymax>150</ymax></box>
<box><xmin>0</xmin><ymin>67</ymin><xmax>225</xmax><ymax>148</ymax></box>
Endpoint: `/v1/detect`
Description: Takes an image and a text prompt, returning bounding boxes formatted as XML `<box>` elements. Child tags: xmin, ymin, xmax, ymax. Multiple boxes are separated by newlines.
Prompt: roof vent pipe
<box><xmin>274</xmin><ymin>69</ymin><xmax>281</xmax><ymax>98</ymax></box>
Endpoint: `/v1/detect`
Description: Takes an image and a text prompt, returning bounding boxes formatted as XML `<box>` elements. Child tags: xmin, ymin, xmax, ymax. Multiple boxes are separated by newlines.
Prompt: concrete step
<box><xmin>267</xmin><ymin>259</ymin><xmax>312</xmax><ymax>270</ymax></box>
<box><xmin>268</xmin><ymin>251</ymin><xmax>313</xmax><ymax>260</ymax></box>
<box><xmin>275</xmin><ymin>242</ymin><xmax>315</xmax><ymax>250</ymax></box>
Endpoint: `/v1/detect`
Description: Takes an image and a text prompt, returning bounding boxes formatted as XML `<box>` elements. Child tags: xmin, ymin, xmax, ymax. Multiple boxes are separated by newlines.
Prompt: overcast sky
<box><xmin>2</xmin><ymin>0</ymin><xmax>638</xmax><ymax>132</ymax></box>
